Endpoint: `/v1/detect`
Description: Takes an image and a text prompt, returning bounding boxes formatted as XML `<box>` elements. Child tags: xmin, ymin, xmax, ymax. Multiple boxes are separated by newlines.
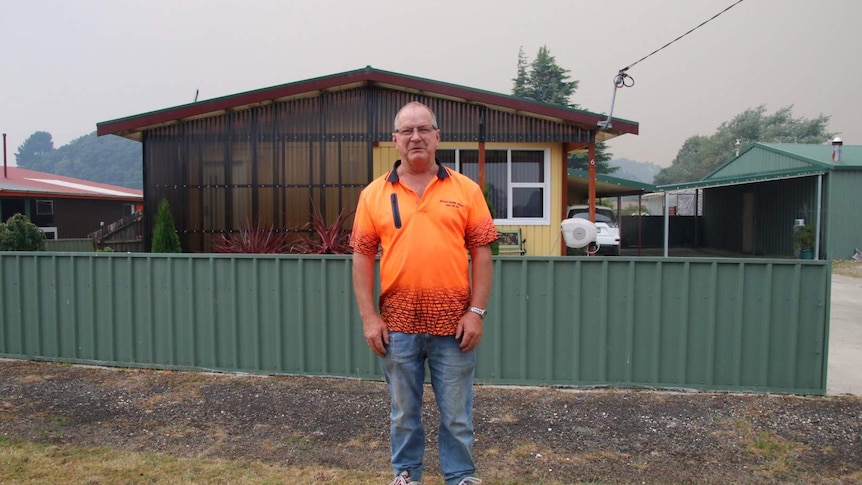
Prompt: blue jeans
<box><xmin>381</xmin><ymin>332</ymin><xmax>476</xmax><ymax>485</ymax></box>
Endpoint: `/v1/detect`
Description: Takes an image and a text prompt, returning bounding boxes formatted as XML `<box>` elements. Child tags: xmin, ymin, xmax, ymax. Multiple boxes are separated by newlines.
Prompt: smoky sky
<box><xmin>2</xmin><ymin>0</ymin><xmax>858</xmax><ymax>166</ymax></box>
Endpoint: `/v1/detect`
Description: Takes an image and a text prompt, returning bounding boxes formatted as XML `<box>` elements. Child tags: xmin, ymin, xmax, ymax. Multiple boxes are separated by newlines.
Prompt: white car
<box><xmin>566</xmin><ymin>205</ymin><xmax>621</xmax><ymax>256</ymax></box>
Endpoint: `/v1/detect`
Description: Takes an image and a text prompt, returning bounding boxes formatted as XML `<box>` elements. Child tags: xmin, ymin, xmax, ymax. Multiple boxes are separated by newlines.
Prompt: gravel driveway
<box><xmin>2</xmin><ymin>359</ymin><xmax>861</xmax><ymax>484</ymax></box>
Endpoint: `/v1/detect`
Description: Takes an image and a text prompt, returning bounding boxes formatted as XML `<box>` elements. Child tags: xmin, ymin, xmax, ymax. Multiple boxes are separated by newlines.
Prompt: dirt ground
<box><xmin>1</xmin><ymin>359</ymin><xmax>861</xmax><ymax>484</ymax></box>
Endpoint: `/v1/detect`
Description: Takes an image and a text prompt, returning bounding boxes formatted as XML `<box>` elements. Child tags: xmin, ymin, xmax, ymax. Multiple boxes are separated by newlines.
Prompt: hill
<box><xmin>16</xmin><ymin>131</ymin><xmax>142</xmax><ymax>189</ymax></box>
<box><xmin>608</xmin><ymin>157</ymin><xmax>662</xmax><ymax>184</ymax></box>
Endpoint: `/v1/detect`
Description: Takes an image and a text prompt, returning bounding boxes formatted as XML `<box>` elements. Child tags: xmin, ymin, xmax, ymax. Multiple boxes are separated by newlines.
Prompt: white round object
<box><xmin>561</xmin><ymin>218</ymin><xmax>597</xmax><ymax>248</ymax></box>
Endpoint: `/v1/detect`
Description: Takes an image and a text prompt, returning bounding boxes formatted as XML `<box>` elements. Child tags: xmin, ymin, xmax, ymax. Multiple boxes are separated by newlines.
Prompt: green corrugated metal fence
<box><xmin>45</xmin><ymin>239</ymin><xmax>95</xmax><ymax>252</ymax></box>
<box><xmin>0</xmin><ymin>253</ymin><xmax>831</xmax><ymax>394</ymax></box>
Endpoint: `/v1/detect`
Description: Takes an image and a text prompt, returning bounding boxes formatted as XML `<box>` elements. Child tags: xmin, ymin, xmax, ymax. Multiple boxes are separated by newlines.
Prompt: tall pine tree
<box><xmin>511</xmin><ymin>46</ymin><xmax>616</xmax><ymax>174</ymax></box>
<box><xmin>512</xmin><ymin>46</ymin><xmax>531</xmax><ymax>99</ymax></box>
<box><xmin>527</xmin><ymin>46</ymin><xmax>579</xmax><ymax>108</ymax></box>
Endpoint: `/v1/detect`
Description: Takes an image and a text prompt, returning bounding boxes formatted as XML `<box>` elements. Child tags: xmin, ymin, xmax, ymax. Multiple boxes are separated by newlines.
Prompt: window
<box><xmin>437</xmin><ymin>148</ymin><xmax>549</xmax><ymax>224</ymax></box>
<box><xmin>39</xmin><ymin>227</ymin><xmax>58</xmax><ymax>240</ymax></box>
<box><xmin>123</xmin><ymin>203</ymin><xmax>135</xmax><ymax>216</ymax></box>
<box><xmin>36</xmin><ymin>199</ymin><xmax>54</xmax><ymax>215</ymax></box>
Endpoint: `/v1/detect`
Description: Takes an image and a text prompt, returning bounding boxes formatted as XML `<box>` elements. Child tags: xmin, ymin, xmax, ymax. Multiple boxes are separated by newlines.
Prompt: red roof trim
<box><xmin>0</xmin><ymin>192</ymin><xmax>142</xmax><ymax>202</ymax></box>
<box><xmin>97</xmin><ymin>67</ymin><xmax>639</xmax><ymax>137</ymax></box>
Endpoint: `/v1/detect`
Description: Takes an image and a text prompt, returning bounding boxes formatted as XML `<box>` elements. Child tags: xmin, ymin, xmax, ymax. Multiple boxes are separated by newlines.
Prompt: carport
<box><xmin>567</xmin><ymin>168</ymin><xmax>656</xmax><ymax>254</ymax></box>
<box><xmin>653</xmin><ymin>141</ymin><xmax>862</xmax><ymax>259</ymax></box>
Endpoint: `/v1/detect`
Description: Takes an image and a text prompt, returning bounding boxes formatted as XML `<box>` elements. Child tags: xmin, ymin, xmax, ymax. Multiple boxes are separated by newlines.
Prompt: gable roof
<box><xmin>0</xmin><ymin>166</ymin><xmax>142</xmax><ymax>201</ymax></box>
<box><xmin>97</xmin><ymin>66</ymin><xmax>638</xmax><ymax>142</ymax></box>
<box><xmin>658</xmin><ymin>142</ymin><xmax>862</xmax><ymax>191</ymax></box>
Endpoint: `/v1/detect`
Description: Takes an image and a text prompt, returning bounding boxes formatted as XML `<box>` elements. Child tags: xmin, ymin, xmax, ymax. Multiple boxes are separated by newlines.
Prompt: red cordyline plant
<box><xmin>211</xmin><ymin>222</ymin><xmax>293</xmax><ymax>254</ymax></box>
<box><xmin>291</xmin><ymin>204</ymin><xmax>354</xmax><ymax>255</ymax></box>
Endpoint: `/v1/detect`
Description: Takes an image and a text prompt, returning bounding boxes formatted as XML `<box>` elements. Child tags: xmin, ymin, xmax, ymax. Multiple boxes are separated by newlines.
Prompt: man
<box><xmin>350</xmin><ymin>101</ymin><xmax>497</xmax><ymax>485</ymax></box>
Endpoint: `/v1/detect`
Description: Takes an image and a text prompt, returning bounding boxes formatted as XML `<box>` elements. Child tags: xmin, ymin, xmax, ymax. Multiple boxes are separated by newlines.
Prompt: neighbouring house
<box><xmin>657</xmin><ymin>139</ymin><xmax>862</xmax><ymax>259</ymax></box>
<box><xmin>640</xmin><ymin>189</ymin><xmax>703</xmax><ymax>217</ymax></box>
<box><xmin>0</xmin><ymin>165</ymin><xmax>143</xmax><ymax>242</ymax></box>
<box><xmin>97</xmin><ymin>66</ymin><xmax>644</xmax><ymax>255</ymax></box>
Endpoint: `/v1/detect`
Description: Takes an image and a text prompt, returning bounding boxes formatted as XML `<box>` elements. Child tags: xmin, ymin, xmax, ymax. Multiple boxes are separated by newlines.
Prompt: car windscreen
<box><xmin>569</xmin><ymin>211</ymin><xmax>615</xmax><ymax>224</ymax></box>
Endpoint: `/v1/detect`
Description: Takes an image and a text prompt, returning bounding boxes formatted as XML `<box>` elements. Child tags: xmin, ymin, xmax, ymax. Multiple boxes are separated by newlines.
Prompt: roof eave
<box><xmin>97</xmin><ymin>66</ymin><xmax>639</xmax><ymax>140</ymax></box>
<box><xmin>658</xmin><ymin>167</ymin><xmax>829</xmax><ymax>191</ymax></box>
<box><xmin>567</xmin><ymin>169</ymin><xmax>657</xmax><ymax>197</ymax></box>
<box><xmin>0</xmin><ymin>190</ymin><xmax>142</xmax><ymax>202</ymax></box>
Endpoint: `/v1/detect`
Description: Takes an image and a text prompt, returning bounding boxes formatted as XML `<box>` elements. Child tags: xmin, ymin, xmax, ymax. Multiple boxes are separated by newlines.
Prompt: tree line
<box><xmin>15</xmin><ymin>131</ymin><xmax>142</xmax><ymax>189</ymax></box>
<box><xmin>14</xmin><ymin>46</ymin><xmax>835</xmax><ymax>187</ymax></box>
<box><xmin>511</xmin><ymin>45</ymin><xmax>834</xmax><ymax>184</ymax></box>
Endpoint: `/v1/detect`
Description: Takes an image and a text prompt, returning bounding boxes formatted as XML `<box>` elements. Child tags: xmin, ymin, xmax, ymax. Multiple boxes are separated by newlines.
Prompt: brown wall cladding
<box><xmin>142</xmin><ymin>86</ymin><xmax>594</xmax><ymax>252</ymax></box>
<box><xmin>55</xmin><ymin>199</ymin><xmax>135</xmax><ymax>239</ymax></box>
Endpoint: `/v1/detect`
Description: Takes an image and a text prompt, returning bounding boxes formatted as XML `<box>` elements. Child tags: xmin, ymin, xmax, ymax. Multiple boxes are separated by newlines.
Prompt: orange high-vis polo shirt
<box><xmin>351</xmin><ymin>161</ymin><xmax>498</xmax><ymax>336</ymax></box>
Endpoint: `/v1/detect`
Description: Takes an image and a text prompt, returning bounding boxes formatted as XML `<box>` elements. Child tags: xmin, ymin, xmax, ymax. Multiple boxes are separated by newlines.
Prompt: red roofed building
<box><xmin>0</xmin><ymin>166</ymin><xmax>143</xmax><ymax>240</ymax></box>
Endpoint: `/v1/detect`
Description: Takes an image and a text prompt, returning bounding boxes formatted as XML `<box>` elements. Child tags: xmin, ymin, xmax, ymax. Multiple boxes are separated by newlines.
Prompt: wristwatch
<box><xmin>468</xmin><ymin>306</ymin><xmax>487</xmax><ymax>319</ymax></box>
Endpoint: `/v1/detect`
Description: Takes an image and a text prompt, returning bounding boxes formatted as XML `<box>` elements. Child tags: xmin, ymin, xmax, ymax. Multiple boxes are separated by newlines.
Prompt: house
<box><xmin>657</xmin><ymin>139</ymin><xmax>862</xmax><ymax>259</ymax></box>
<box><xmin>640</xmin><ymin>189</ymin><xmax>703</xmax><ymax>216</ymax></box>
<box><xmin>97</xmin><ymin>66</ymin><xmax>643</xmax><ymax>255</ymax></box>
<box><xmin>0</xmin><ymin>165</ymin><xmax>143</xmax><ymax>241</ymax></box>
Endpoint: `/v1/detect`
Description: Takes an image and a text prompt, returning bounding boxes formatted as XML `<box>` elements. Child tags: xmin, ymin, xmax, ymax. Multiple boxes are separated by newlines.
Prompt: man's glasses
<box><xmin>395</xmin><ymin>125</ymin><xmax>437</xmax><ymax>137</ymax></box>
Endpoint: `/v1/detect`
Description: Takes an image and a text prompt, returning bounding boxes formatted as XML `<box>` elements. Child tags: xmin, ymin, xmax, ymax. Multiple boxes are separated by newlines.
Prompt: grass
<box><xmin>734</xmin><ymin>419</ymin><xmax>804</xmax><ymax>479</ymax></box>
<box><xmin>0</xmin><ymin>437</ymin><xmax>602</xmax><ymax>485</ymax></box>
<box><xmin>0</xmin><ymin>437</ymin><xmax>386</xmax><ymax>485</ymax></box>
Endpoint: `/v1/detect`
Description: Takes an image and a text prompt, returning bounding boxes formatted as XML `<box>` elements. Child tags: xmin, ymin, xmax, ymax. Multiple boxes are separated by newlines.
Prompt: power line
<box><xmin>623</xmin><ymin>0</ymin><xmax>747</xmax><ymax>72</ymax></box>
<box><xmin>599</xmin><ymin>0</ymin><xmax>747</xmax><ymax>130</ymax></box>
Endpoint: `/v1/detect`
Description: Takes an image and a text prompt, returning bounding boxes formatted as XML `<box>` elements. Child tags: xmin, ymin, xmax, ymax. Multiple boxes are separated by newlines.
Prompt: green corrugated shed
<box><xmin>659</xmin><ymin>142</ymin><xmax>862</xmax><ymax>259</ymax></box>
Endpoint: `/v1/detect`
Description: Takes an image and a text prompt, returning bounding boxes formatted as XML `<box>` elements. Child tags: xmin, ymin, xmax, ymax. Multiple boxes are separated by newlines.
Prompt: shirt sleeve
<box><xmin>349</xmin><ymin>189</ymin><xmax>381</xmax><ymax>256</ymax></box>
<box><xmin>465</xmin><ymin>183</ymin><xmax>499</xmax><ymax>249</ymax></box>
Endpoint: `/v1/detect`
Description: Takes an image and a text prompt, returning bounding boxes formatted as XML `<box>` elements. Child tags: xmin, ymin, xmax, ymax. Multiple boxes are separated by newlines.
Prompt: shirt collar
<box><xmin>386</xmin><ymin>160</ymin><xmax>450</xmax><ymax>183</ymax></box>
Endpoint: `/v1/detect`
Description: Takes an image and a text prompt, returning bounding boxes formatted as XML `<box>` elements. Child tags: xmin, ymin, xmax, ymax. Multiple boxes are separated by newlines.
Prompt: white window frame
<box><xmin>439</xmin><ymin>148</ymin><xmax>550</xmax><ymax>225</ymax></box>
<box><xmin>39</xmin><ymin>226</ymin><xmax>58</xmax><ymax>240</ymax></box>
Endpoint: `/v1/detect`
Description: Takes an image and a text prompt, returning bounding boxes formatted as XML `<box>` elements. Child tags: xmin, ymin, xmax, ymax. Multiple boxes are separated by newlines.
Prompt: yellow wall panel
<box><xmin>372</xmin><ymin>142</ymin><xmax>567</xmax><ymax>256</ymax></box>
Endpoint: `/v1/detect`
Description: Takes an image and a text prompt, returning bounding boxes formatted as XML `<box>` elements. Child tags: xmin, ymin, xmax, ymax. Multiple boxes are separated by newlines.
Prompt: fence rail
<box><xmin>0</xmin><ymin>253</ymin><xmax>831</xmax><ymax>394</ymax></box>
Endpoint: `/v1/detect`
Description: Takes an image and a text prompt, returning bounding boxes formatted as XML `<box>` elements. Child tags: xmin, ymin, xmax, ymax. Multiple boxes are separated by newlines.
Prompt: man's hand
<box><xmin>362</xmin><ymin>314</ymin><xmax>389</xmax><ymax>357</ymax></box>
<box><xmin>455</xmin><ymin>312</ymin><xmax>483</xmax><ymax>352</ymax></box>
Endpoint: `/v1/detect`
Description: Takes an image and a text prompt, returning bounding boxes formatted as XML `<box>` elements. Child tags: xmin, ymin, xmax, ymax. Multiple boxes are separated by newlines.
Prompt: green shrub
<box><xmin>0</xmin><ymin>213</ymin><xmax>47</xmax><ymax>251</ymax></box>
<box><xmin>794</xmin><ymin>224</ymin><xmax>816</xmax><ymax>250</ymax></box>
<box><xmin>151</xmin><ymin>199</ymin><xmax>182</xmax><ymax>253</ymax></box>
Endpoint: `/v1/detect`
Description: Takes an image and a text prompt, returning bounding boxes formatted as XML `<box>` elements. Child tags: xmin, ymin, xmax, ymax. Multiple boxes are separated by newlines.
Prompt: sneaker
<box><xmin>388</xmin><ymin>471</ymin><xmax>420</xmax><ymax>485</ymax></box>
<box><xmin>457</xmin><ymin>478</ymin><xmax>482</xmax><ymax>485</ymax></box>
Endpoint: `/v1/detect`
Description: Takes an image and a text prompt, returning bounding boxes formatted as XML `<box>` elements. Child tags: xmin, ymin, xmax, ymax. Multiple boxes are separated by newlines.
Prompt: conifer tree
<box><xmin>527</xmin><ymin>45</ymin><xmax>579</xmax><ymax>108</ymax></box>
<box><xmin>511</xmin><ymin>45</ymin><xmax>616</xmax><ymax>174</ymax></box>
<box><xmin>151</xmin><ymin>199</ymin><xmax>181</xmax><ymax>253</ymax></box>
<box><xmin>512</xmin><ymin>46</ymin><xmax>531</xmax><ymax>99</ymax></box>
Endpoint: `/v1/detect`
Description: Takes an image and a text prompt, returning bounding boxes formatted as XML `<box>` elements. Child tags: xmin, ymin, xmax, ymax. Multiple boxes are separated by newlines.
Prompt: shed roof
<box><xmin>97</xmin><ymin>66</ymin><xmax>638</xmax><ymax>142</ymax></box>
<box><xmin>567</xmin><ymin>169</ymin><xmax>656</xmax><ymax>197</ymax></box>
<box><xmin>657</xmin><ymin>142</ymin><xmax>862</xmax><ymax>191</ymax></box>
<box><xmin>0</xmin><ymin>166</ymin><xmax>142</xmax><ymax>201</ymax></box>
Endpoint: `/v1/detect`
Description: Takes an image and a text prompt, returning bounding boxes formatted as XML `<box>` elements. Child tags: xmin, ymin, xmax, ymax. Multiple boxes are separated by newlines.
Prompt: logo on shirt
<box><xmin>440</xmin><ymin>199</ymin><xmax>464</xmax><ymax>209</ymax></box>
